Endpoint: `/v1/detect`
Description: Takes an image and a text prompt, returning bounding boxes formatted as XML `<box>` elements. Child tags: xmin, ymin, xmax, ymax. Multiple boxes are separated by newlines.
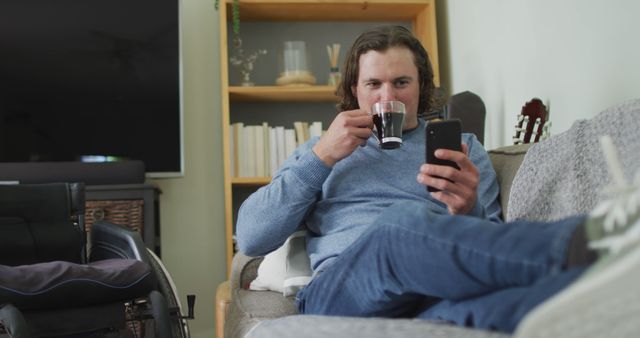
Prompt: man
<box><xmin>238</xmin><ymin>25</ymin><xmax>501</xmax><ymax>262</ymax></box>
<box><xmin>235</xmin><ymin>25</ymin><xmax>609</xmax><ymax>332</ymax></box>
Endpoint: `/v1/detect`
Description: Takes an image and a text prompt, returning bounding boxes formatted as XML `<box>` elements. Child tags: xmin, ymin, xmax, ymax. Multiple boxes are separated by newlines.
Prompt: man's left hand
<box><xmin>416</xmin><ymin>143</ymin><xmax>479</xmax><ymax>215</ymax></box>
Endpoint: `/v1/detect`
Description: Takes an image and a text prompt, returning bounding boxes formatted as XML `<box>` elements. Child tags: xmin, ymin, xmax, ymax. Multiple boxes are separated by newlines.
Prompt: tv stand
<box><xmin>85</xmin><ymin>184</ymin><xmax>162</xmax><ymax>256</ymax></box>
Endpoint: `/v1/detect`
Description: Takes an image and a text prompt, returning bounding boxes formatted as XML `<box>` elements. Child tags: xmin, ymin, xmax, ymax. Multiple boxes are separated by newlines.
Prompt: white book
<box><xmin>302</xmin><ymin>121</ymin><xmax>310</xmax><ymax>143</ymax></box>
<box><xmin>245</xmin><ymin>126</ymin><xmax>256</xmax><ymax>177</ymax></box>
<box><xmin>233</xmin><ymin>122</ymin><xmax>244</xmax><ymax>177</ymax></box>
<box><xmin>262</xmin><ymin>122</ymin><xmax>270</xmax><ymax>176</ymax></box>
<box><xmin>269</xmin><ymin>127</ymin><xmax>278</xmax><ymax>176</ymax></box>
<box><xmin>293</xmin><ymin>121</ymin><xmax>305</xmax><ymax>146</ymax></box>
<box><xmin>310</xmin><ymin>121</ymin><xmax>323</xmax><ymax>139</ymax></box>
<box><xmin>284</xmin><ymin>129</ymin><xmax>296</xmax><ymax>160</ymax></box>
<box><xmin>275</xmin><ymin>126</ymin><xmax>286</xmax><ymax>170</ymax></box>
<box><xmin>255</xmin><ymin>125</ymin><xmax>265</xmax><ymax>177</ymax></box>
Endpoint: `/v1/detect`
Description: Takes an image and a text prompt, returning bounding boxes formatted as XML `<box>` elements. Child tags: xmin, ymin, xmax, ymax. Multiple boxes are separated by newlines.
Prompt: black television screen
<box><xmin>0</xmin><ymin>0</ymin><xmax>182</xmax><ymax>177</ymax></box>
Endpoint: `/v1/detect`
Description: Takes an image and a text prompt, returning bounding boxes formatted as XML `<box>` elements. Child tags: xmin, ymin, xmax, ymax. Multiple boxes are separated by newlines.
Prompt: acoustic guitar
<box><xmin>513</xmin><ymin>98</ymin><xmax>551</xmax><ymax>144</ymax></box>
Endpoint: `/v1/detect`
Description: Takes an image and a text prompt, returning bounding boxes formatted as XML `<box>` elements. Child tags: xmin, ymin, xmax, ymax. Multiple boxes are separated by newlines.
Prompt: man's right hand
<box><xmin>312</xmin><ymin>109</ymin><xmax>373</xmax><ymax>167</ymax></box>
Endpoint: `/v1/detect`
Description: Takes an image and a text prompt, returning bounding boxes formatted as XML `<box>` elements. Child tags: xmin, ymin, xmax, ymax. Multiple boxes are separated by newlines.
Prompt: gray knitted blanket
<box><xmin>506</xmin><ymin>99</ymin><xmax>640</xmax><ymax>222</ymax></box>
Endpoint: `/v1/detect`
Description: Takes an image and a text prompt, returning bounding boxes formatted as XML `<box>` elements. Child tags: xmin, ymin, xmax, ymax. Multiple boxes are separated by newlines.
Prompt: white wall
<box><xmin>438</xmin><ymin>0</ymin><xmax>640</xmax><ymax>149</ymax></box>
<box><xmin>148</xmin><ymin>0</ymin><xmax>224</xmax><ymax>337</ymax></box>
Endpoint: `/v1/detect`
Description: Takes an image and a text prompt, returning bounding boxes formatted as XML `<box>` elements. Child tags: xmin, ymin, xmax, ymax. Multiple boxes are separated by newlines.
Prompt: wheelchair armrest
<box><xmin>89</xmin><ymin>220</ymin><xmax>150</xmax><ymax>264</ymax></box>
<box><xmin>0</xmin><ymin>303</ymin><xmax>30</xmax><ymax>337</ymax></box>
<box><xmin>69</xmin><ymin>182</ymin><xmax>86</xmax><ymax>215</ymax></box>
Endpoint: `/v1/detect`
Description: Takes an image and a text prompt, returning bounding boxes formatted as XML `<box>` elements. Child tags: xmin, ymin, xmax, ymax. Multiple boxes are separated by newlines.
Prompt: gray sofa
<box><xmin>218</xmin><ymin>143</ymin><xmax>531</xmax><ymax>338</ymax></box>
<box><xmin>217</xmin><ymin>100</ymin><xmax>640</xmax><ymax>338</ymax></box>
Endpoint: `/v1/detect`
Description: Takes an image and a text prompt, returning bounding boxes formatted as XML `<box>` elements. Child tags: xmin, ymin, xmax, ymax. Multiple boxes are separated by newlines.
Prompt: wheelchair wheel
<box><xmin>145</xmin><ymin>249</ymin><xmax>190</xmax><ymax>338</ymax></box>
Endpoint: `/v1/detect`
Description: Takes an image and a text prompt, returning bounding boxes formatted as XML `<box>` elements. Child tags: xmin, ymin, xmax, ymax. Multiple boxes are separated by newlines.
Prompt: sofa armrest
<box><xmin>488</xmin><ymin>143</ymin><xmax>532</xmax><ymax>219</ymax></box>
<box><xmin>230</xmin><ymin>252</ymin><xmax>264</xmax><ymax>291</ymax></box>
<box><xmin>216</xmin><ymin>280</ymin><xmax>231</xmax><ymax>338</ymax></box>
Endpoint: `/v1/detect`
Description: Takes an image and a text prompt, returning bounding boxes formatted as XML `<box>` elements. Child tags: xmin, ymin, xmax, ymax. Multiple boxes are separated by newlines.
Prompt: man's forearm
<box><xmin>236</xmin><ymin>142</ymin><xmax>331</xmax><ymax>256</ymax></box>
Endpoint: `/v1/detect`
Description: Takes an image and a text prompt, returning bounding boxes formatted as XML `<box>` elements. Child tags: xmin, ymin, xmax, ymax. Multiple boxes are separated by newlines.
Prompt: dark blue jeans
<box><xmin>296</xmin><ymin>201</ymin><xmax>587</xmax><ymax>333</ymax></box>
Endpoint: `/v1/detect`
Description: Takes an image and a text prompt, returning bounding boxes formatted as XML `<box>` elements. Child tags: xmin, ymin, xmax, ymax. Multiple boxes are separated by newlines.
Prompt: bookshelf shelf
<box><xmin>219</xmin><ymin>0</ymin><xmax>439</xmax><ymax>275</ymax></box>
<box><xmin>234</xmin><ymin>1</ymin><xmax>431</xmax><ymax>22</ymax></box>
<box><xmin>229</xmin><ymin>85</ymin><xmax>338</xmax><ymax>102</ymax></box>
<box><xmin>231</xmin><ymin>177</ymin><xmax>271</xmax><ymax>186</ymax></box>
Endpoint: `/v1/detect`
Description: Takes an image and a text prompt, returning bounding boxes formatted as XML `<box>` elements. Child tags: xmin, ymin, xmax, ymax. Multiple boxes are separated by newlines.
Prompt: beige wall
<box><xmin>437</xmin><ymin>0</ymin><xmax>640</xmax><ymax>149</ymax></box>
<box><xmin>148</xmin><ymin>0</ymin><xmax>224</xmax><ymax>337</ymax></box>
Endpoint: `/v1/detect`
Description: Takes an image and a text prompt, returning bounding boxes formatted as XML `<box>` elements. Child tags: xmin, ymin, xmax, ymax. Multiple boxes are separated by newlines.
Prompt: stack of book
<box><xmin>229</xmin><ymin>121</ymin><xmax>323</xmax><ymax>177</ymax></box>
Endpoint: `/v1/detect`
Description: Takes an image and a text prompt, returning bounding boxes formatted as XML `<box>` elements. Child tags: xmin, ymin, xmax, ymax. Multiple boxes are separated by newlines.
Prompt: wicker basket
<box><xmin>85</xmin><ymin>199</ymin><xmax>144</xmax><ymax>235</ymax></box>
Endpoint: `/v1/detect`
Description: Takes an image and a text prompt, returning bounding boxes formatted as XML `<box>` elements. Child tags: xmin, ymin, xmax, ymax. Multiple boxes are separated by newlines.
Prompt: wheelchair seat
<box><xmin>0</xmin><ymin>259</ymin><xmax>154</xmax><ymax>310</ymax></box>
<box><xmin>0</xmin><ymin>183</ymin><xmax>182</xmax><ymax>338</ymax></box>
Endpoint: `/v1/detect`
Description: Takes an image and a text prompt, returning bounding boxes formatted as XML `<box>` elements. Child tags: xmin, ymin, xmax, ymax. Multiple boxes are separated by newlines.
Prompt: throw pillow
<box><xmin>248</xmin><ymin>239</ymin><xmax>287</xmax><ymax>293</ymax></box>
<box><xmin>283</xmin><ymin>231</ymin><xmax>312</xmax><ymax>297</ymax></box>
<box><xmin>249</xmin><ymin>230</ymin><xmax>312</xmax><ymax>297</ymax></box>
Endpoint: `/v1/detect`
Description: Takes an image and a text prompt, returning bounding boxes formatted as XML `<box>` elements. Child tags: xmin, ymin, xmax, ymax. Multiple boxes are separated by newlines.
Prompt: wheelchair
<box><xmin>0</xmin><ymin>183</ymin><xmax>193</xmax><ymax>337</ymax></box>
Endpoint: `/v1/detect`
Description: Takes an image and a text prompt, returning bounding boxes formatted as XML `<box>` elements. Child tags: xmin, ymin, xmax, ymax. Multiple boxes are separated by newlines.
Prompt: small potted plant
<box><xmin>215</xmin><ymin>0</ymin><xmax>266</xmax><ymax>86</ymax></box>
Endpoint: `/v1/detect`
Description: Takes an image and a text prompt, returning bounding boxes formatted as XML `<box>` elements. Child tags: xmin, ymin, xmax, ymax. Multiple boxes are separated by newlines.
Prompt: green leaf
<box><xmin>213</xmin><ymin>0</ymin><xmax>241</xmax><ymax>35</ymax></box>
<box><xmin>232</xmin><ymin>0</ymin><xmax>240</xmax><ymax>35</ymax></box>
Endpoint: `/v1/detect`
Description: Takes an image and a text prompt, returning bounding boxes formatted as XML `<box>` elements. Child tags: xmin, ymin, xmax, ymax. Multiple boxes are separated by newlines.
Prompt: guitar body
<box><xmin>513</xmin><ymin>98</ymin><xmax>550</xmax><ymax>144</ymax></box>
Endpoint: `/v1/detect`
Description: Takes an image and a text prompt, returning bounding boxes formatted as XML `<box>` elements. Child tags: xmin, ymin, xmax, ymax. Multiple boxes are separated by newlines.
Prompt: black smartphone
<box><xmin>425</xmin><ymin>119</ymin><xmax>462</xmax><ymax>192</ymax></box>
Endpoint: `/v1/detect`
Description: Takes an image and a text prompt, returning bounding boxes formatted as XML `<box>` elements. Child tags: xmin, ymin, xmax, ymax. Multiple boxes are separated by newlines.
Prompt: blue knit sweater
<box><xmin>237</xmin><ymin>119</ymin><xmax>502</xmax><ymax>273</ymax></box>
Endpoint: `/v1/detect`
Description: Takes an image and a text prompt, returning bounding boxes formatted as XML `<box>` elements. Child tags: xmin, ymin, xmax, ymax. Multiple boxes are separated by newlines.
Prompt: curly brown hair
<box><xmin>336</xmin><ymin>25</ymin><xmax>435</xmax><ymax>117</ymax></box>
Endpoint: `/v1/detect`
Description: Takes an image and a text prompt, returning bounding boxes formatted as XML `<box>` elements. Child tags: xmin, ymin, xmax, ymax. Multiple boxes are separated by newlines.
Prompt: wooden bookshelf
<box><xmin>219</xmin><ymin>0</ymin><xmax>440</xmax><ymax>275</ymax></box>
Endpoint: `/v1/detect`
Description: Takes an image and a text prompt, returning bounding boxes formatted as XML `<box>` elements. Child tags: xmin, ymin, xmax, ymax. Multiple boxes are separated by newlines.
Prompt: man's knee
<box><xmin>372</xmin><ymin>201</ymin><xmax>449</xmax><ymax>234</ymax></box>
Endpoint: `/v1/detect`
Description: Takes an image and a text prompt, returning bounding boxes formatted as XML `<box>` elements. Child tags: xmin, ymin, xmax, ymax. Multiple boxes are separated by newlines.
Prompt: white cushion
<box><xmin>249</xmin><ymin>230</ymin><xmax>312</xmax><ymax>297</ymax></box>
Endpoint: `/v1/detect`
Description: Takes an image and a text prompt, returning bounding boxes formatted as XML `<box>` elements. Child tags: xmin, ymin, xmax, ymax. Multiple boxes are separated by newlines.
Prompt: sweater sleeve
<box><xmin>464</xmin><ymin>134</ymin><xmax>503</xmax><ymax>223</ymax></box>
<box><xmin>236</xmin><ymin>138</ymin><xmax>332</xmax><ymax>256</ymax></box>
